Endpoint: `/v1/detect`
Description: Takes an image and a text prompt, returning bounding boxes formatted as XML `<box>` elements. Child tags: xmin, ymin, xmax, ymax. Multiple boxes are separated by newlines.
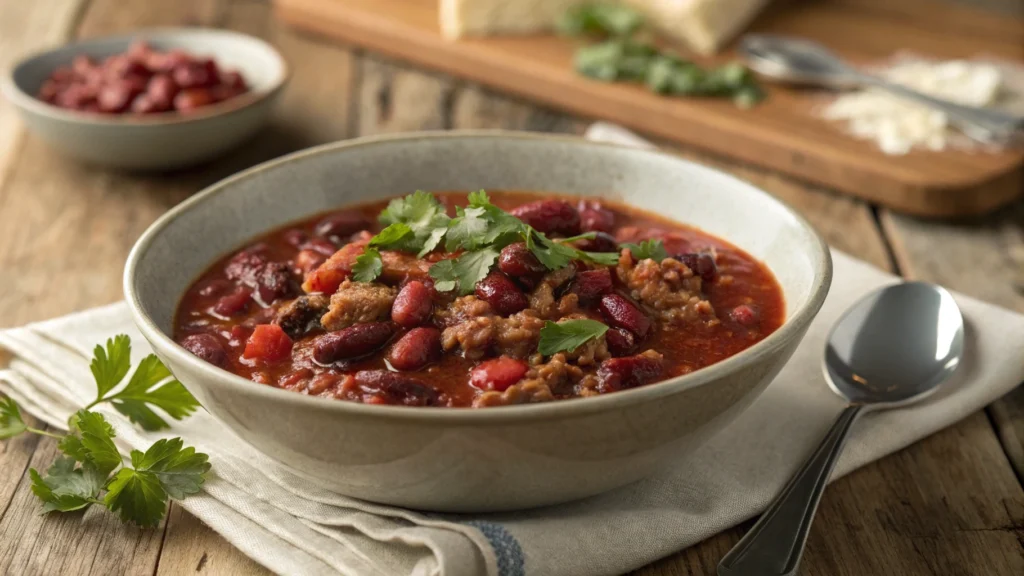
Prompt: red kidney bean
<box><xmin>510</xmin><ymin>200</ymin><xmax>581</xmax><ymax>236</ymax></box>
<box><xmin>676</xmin><ymin>252</ymin><xmax>718</xmax><ymax>282</ymax></box>
<box><xmin>579</xmin><ymin>207</ymin><xmax>616</xmax><ymax>233</ymax></box>
<box><xmin>213</xmin><ymin>287</ymin><xmax>252</xmax><ymax>317</ymax></box>
<box><xmin>570</xmin><ymin>268</ymin><xmax>613</xmax><ymax>302</ymax></box>
<box><xmin>574</xmin><ymin>231</ymin><xmax>618</xmax><ymax>253</ymax></box>
<box><xmin>243</xmin><ymin>324</ymin><xmax>293</xmax><ymax>365</ymax></box>
<box><xmin>596</xmin><ymin>353</ymin><xmax>664</xmax><ymax>392</ymax></box>
<box><xmin>301</xmin><ymin>237</ymin><xmax>339</xmax><ymax>256</ymax></box>
<box><xmin>253</xmin><ymin>262</ymin><xmax>295</xmax><ymax>306</ymax></box>
<box><xmin>598</xmin><ymin>294</ymin><xmax>651</xmax><ymax>338</ymax></box>
<box><xmin>313</xmin><ymin>322</ymin><xmax>395</xmax><ymax>364</ymax></box>
<box><xmin>469</xmin><ymin>357</ymin><xmax>529</xmax><ymax>392</ymax></box>
<box><xmin>475</xmin><ymin>272</ymin><xmax>528</xmax><ymax>316</ymax></box>
<box><xmin>295</xmin><ymin>249</ymin><xmax>327</xmax><ymax>276</ymax></box>
<box><xmin>282</xmin><ymin>229</ymin><xmax>309</xmax><ymax>248</ymax></box>
<box><xmin>314</xmin><ymin>212</ymin><xmax>371</xmax><ymax>245</ymax></box>
<box><xmin>498</xmin><ymin>242</ymin><xmax>546</xmax><ymax>277</ymax></box>
<box><xmin>97</xmin><ymin>85</ymin><xmax>133</xmax><ymax>113</ymax></box>
<box><xmin>388</xmin><ymin>327</ymin><xmax>442</xmax><ymax>371</ymax></box>
<box><xmin>173</xmin><ymin>88</ymin><xmax>214</xmax><ymax>112</ymax></box>
<box><xmin>220</xmin><ymin>70</ymin><xmax>247</xmax><ymax>91</ymax></box>
<box><xmin>392</xmin><ymin>281</ymin><xmax>433</xmax><ymax>327</ymax></box>
<box><xmin>146</xmin><ymin>73</ymin><xmax>179</xmax><ymax>107</ymax></box>
<box><xmin>729</xmin><ymin>304</ymin><xmax>759</xmax><ymax>326</ymax></box>
<box><xmin>198</xmin><ymin>278</ymin><xmax>232</xmax><ymax>297</ymax></box>
<box><xmin>130</xmin><ymin>94</ymin><xmax>169</xmax><ymax>114</ymax></box>
<box><xmin>72</xmin><ymin>55</ymin><xmax>96</xmax><ymax>78</ymax></box>
<box><xmin>605</xmin><ymin>327</ymin><xmax>636</xmax><ymax>357</ymax></box>
<box><xmin>180</xmin><ymin>333</ymin><xmax>227</xmax><ymax>368</ymax></box>
<box><xmin>172</xmin><ymin>61</ymin><xmax>215</xmax><ymax>89</ymax></box>
<box><xmin>354</xmin><ymin>370</ymin><xmax>440</xmax><ymax>406</ymax></box>
<box><xmin>225</xmin><ymin>250</ymin><xmax>268</xmax><ymax>283</ymax></box>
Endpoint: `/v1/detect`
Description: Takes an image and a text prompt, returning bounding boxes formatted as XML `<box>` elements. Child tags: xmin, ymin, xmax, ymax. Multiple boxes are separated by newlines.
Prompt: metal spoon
<box><xmin>739</xmin><ymin>34</ymin><xmax>1024</xmax><ymax>145</ymax></box>
<box><xmin>718</xmin><ymin>281</ymin><xmax>965</xmax><ymax>576</ymax></box>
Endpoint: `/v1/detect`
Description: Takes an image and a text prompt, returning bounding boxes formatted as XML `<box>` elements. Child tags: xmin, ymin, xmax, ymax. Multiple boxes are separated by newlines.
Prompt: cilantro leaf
<box><xmin>429</xmin><ymin>248</ymin><xmax>500</xmax><ymax>295</ymax></box>
<box><xmin>103</xmin><ymin>355</ymin><xmax>201</xmax><ymax>431</ymax></box>
<box><xmin>104</xmin><ymin>467</ymin><xmax>166</xmax><ymax>528</ymax></box>
<box><xmin>622</xmin><ymin>239</ymin><xmax>668</xmax><ymax>262</ymax></box>
<box><xmin>352</xmin><ymin>247</ymin><xmax>383</xmax><ymax>283</ymax></box>
<box><xmin>418</xmin><ymin>227</ymin><xmax>448</xmax><ymax>257</ymax></box>
<box><xmin>578</xmin><ymin>251</ymin><xmax>621</xmax><ymax>267</ymax></box>
<box><xmin>0</xmin><ymin>395</ymin><xmax>26</xmax><ymax>439</ymax></box>
<box><xmin>133</xmin><ymin>438</ymin><xmax>211</xmax><ymax>499</ymax></box>
<box><xmin>445</xmin><ymin>206</ymin><xmax>489</xmax><ymax>251</ymax></box>
<box><xmin>526</xmin><ymin>229</ymin><xmax>578</xmax><ymax>270</ymax></box>
<box><xmin>368</xmin><ymin>223</ymin><xmax>413</xmax><ymax>248</ymax></box>
<box><xmin>30</xmin><ymin>457</ymin><xmax>106</xmax><ymax>513</ymax></box>
<box><xmin>378</xmin><ymin>191</ymin><xmax>451</xmax><ymax>255</ymax></box>
<box><xmin>559</xmin><ymin>3</ymin><xmax>644</xmax><ymax>37</ymax></box>
<box><xmin>538</xmin><ymin>319</ymin><xmax>610</xmax><ymax>355</ymax></box>
<box><xmin>90</xmin><ymin>335</ymin><xmax>132</xmax><ymax>398</ymax></box>
<box><xmin>73</xmin><ymin>410</ymin><xmax>122</xmax><ymax>476</ymax></box>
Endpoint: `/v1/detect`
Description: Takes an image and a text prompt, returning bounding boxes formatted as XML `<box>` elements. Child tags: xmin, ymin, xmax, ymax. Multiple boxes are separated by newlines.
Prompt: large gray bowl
<box><xmin>2</xmin><ymin>28</ymin><xmax>287</xmax><ymax>170</ymax></box>
<box><xmin>124</xmin><ymin>131</ymin><xmax>832</xmax><ymax>512</ymax></box>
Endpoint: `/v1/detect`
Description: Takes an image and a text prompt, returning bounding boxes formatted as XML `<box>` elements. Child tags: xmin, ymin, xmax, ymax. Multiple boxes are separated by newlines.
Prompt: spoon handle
<box><xmin>718</xmin><ymin>405</ymin><xmax>863</xmax><ymax>576</ymax></box>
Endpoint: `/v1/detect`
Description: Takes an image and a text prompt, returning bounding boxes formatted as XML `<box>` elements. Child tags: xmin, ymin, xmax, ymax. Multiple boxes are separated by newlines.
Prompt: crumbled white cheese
<box><xmin>821</xmin><ymin>60</ymin><xmax>1005</xmax><ymax>155</ymax></box>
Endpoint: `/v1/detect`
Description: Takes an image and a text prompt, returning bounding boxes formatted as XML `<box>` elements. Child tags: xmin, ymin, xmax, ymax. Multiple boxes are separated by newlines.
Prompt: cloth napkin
<box><xmin>2</xmin><ymin>125</ymin><xmax>1024</xmax><ymax>576</ymax></box>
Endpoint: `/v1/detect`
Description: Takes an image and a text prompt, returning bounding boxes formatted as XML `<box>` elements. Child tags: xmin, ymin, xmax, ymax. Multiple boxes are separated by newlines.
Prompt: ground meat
<box><xmin>494</xmin><ymin>310</ymin><xmax>546</xmax><ymax>358</ymax></box>
<box><xmin>274</xmin><ymin>293</ymin><xmax>330</xmax><ymax>339</ymax></box>
<box><xmin>434</xmin><ymin>295</ymin><xmax>492</xmax><ymax>328</ymax></box>
<box><xmin>303</xmin><ymin>238</ymin><xmax>431</xmax><ymax>294</ymax></box>
<box><xmin>441</xmin><ymin>316</ymin><xmax>495</xmax><ymax>360</ymax></box>
<box><xmin>616</xmin><ymin>251</ymin><xmax>716</xmax><ymax>325</ymax></box>
<box><xmin>320</xmin><ymin>281</ymin><xmax>397</xmax><ymax>331</ymax></box>
<box><xmin>528</xmin><ymin>264</ymin><xmax>578</xmax><ymax>319</ymax></box>
<box><xmin>527</xmin><ymin>353</ymin><xmax>584</xmax><ymax>394</ymax></box>
<box><xmin>473</xmin><ymin>378</ymin><xmax>555</xmax><ymax>407</ymax></box>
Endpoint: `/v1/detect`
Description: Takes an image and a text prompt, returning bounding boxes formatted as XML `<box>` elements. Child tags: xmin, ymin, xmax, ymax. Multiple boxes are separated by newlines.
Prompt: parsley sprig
<box><xmin>2</xmin><ymin>335</ymin><xmax>209</xmax><ymax>528</ymax></box>
<box><xmin>538</xmin><ymin>319</ymin><xmax>610</xmax><ymax>355</ymax></box>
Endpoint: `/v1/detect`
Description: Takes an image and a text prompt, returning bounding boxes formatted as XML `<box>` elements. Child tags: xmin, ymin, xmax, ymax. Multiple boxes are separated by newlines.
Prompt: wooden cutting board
<box><xmin>272</xmin><ymin>0</ymin><xmax>1024</xmax><ymax>218</ymax></box>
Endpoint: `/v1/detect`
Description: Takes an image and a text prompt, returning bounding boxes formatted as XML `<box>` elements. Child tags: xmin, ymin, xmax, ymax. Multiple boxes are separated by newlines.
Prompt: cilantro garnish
<box><xmin>84</xmin><ymin>336</ymin><xmax>201</xmax><ymax>431</ymax></box>
<box><xmin>379</xmin><ymin>190</ymin><xmax>451</xmax><ymax>256</ymax></box>
<box><xmin>351</xmin><ymin>247</ymin><xmax>383</xmax><ymax>283</ymax></box>
<box><xmin>2</xmin><ymin>335</ymin><xmax>210</xmax><ymax>528</ymax></box>
<box><xmin>622</xmin><ymin>239</ymin><xmax>668</xmax><ymax>262</ymax></box>
<box><xmin>538</xmin><ymin>319</ymin><xmax>610</xmax><ymax>355</ymax></box>
<box><xmin>429</xmin><ymin>248</ymin><xmax>500</xmax><ymax>295</ymax></box>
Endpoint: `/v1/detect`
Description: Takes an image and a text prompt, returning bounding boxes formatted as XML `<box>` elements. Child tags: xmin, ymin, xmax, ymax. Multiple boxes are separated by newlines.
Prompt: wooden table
<box><xmin>0</xmin><ymin>1</ymin><xmax>1022</xmax><ymax>574</ymax></box>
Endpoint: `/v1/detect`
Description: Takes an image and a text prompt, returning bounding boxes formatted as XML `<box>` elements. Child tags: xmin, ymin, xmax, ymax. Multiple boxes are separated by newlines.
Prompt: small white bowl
<box><xmin>2</xmin><ymin>28</ymin><xmax>288</xmax><ymax>171</ymax></box>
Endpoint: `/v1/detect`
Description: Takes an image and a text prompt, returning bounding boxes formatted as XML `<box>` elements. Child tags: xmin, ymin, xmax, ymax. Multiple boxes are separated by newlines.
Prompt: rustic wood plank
<box><xmin>881</xmin><ymin>202</ymin><xmax>1024</xmax><ymax>483</ymax></box>
<box><xmin>156</xmin><ymin>506</ymin><xmax>269</xmax><ymax>576</ymax></box>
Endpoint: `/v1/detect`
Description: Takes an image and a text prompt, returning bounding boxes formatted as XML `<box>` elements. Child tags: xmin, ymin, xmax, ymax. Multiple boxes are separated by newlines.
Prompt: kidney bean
<box><xmin>172</xmin><ymin>61</ymin><xmax>216</xmax><ymax>89</ymax></box>
<box><xmin>130</xmin><ymin>94</ymin><xmax>169</xmax><ymax>114</ymax></box>
<box><xmin>253</xmin><ymin>262</ymin><xmax>295</xmax><ymax>305</ymax></box>
<box><xmin>313</xmin><ymin>322</ymin><xmax>395</xmax><ymax>364</ymax></box>
<box><xmin>388</xmin><ymin>327</ymin><xmax>442</xmax><ymax>371</ymax></box>
<box><xmin>676</xmin><ymin>252</ymin><xmax>718</xmax><ymax>282</ymax></box>
<box><xmin>225</xmin><ymin>250</ymin><xmax>268</xmax><ymax>283</ymax></box>
<box><xmin>354</xmin><ymin>370</ymin><xmax>440</xmax><ymax>406</ymax></box>
<box><xmin>596</xmin><ymin>353</ymin><xmax>664</xmax><ymax>392</ymax></box>
<box><xmin>97</xmin><ymin>84</ymin><xmax>133</xmax><ymax>113</ymax></box>
<box><xmin>510</xmin><ymin>200</ymin><xmax>581</xmax><ymax>236</ymax></box>
<box><xmin>729</xmin><ymin>304</ymin><xmax>759</xmax><ymax>326</ymax></box>
<box><xmin>213</xmin><ymin>287</ymin><xmax>252</xmax><ymax>317</ymax></box>
<box><xmin>243</xmin><ymin>324</ymin><xmax>293</xmax><ymax>365</ymax></box>
<box><xmin>605</xmin><ymin>327</ymin><xmax>636</xmax><ymax>357</ymax></box>
<box><xmin>72</xmin><ymin>55</ymin><xmax>96</xmax><ymax>78</ymax></box>
<box><xmin>469</xmin><ymin>357</ymin><xmax>529</xmax><ymax>392</ymax></box>
<box><xmin>598</xmin><ymin>294</ymin><xmax>651</xmax><ymax>338</ymax></box>
<box><xmin>574</xmin><ymin>231</ymin><xmax>618</xmax><ymax>253</ymax></box>
<box><xmin>498</xmin><ymin>242</ymin><xmax>546</xmax><ymax>277</ymax></box>
<box><xmin>279</xmin><ymin>368</ymin><xmax>313</xmax><ymax>391</ymax></box>
<box><xmin>475</xmin><ymin>272</ymin><xmax>528</xmax><ymax>316</ymax></box>
<box><xmin>295</xmin><ymin>249</ymin><xmax>327</xmax><ymax>276</ymax></box>
<box><xmin>281</xmin><ymin>228</ymin><xmax>309</xmax><ymax>248</ymax></box>
<box><xmin>180</xmin><ymin>333</ymin><xmax>227</xmax><ymax>368</ymax></box>
<box><xmin>173</xmin><ymin>88</ymin><xmax>214</xmax><ymax>112</ymax></box>
<box><xmin>392</xmin><ymin>281</ymin><xmax>433</xmax><ymax>327</ymax></box>
<box><xmin>146</xmin><ymin>73</ymin><xmax>179</xmax><ymax>107</ymax></box>
<box><xmin>220</xmin><ymin>70</ymin><xmax>247</xmax><ymax>91</ymax></box>
<box><xmin>198</xmin><ymin>278</ymin><xmax>232</xmax><ymax>297</ymax></box>
<box><xmin>314</xmin><ymin>212</ymin><xmax>371</xmax><ymax>245</ymax></box>
<box><xmin>300</xmin><ymin>237</ymin><xmax>339</xmax><ymax>257</ymax></box>
<box><xmin>579</xmin><ymin>207</ymin><xmax>616</xmax><ymax>233</ymax></box>
<box><xmin>570</xmin><ymin>268</ymin><xmax>613</xmax><ymax>303</ymax></box>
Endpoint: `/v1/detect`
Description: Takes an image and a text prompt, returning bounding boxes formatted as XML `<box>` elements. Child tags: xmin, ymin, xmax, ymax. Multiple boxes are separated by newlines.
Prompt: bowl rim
<box><xmin>123</xmin><ymin>130</ymin><xmax>833</xmax><ymax>425</ymax></box>
<box><xmin>1</xmin><ymin>27</ymin><xmax>289</xmax><ymax>127</ymax></box>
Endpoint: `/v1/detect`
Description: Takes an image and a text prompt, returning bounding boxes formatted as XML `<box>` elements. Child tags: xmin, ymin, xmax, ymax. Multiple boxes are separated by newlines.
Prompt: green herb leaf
<box><xmin>0</xmin><ymin>395</ymin><xmax>26</xmax><ymax>439</ymax></box>
<box><xmin>557</xmin><ymin>232</ymin><xmax>598</xmax><ymax>243</ymax></box>
<box><xmin>133</xmin><ymin>437</ymin><xmax>211</xmax><ymax>499</ymax></box>
<box><xmin>104</xmin><ymin>467</ymin><xmax>166</xmax><ymax>528</ymax></box>
<box><xmin>445</xmin><ymin>206</ymin><xmax>490</xmax><ymax>251</ymax></box>
<box><xmin>378</xmin><ymin>190</ymin><xmax>451</xmax><ymax>255</ymax></box>
<box><xmin>559</xmin><ymin>3</ymin><xmax>644</xmax><ymax>37</ymax></box>
<box><xmin>429</xmin><ymin>248</ymin><xmax>500</xmax><ymax>295</ymax></box>
<box><xmin>368</xmin><ymin>222</ymin><xmax>413</xmax><ymax>248</ymax></box>
<box><xmin>90</xmin><ymin>335</ymin><xmax>132</xmax><ymax>399</ymax></box>
<box><xmin>352</xmin><ymin>247</ymin><xmax>384</xmax><ymax>283</ymax></box>
<box><xmin>578</xmin><ymin>251</ymin><xmax>622</xmax><ymax>267</ymax></box>
<box><xmin>30</xmin><ymin>457</ymin><xmax>106</xmax><ymax>513</ymax></box>
<box><xmin>58</xmin><ymin>434</ymin><xmax>89</xmax><ymax>461</ymax></box>
<box><xmin>538</xmin><ymin>319</ymin><xmax>610</xmax><ymax>355</ymax></box>
<box><xmin>574</xmin><ymin>40</ymin><xmax>625</xmax><ymax>82</ymax></box>
<box><xmin>73</xmin><ymin>410</ymin><xmax>122</xmax><ymax>476</ymax></box>
<box><xmin>622</xmin><ymin>239</ymin><xmax>668</xmax><ymax>261</ymax></box>
<box><xmin>103</xmin><ymin>355</ymin><xmax>201</xmax><ymax>431</ymax></box>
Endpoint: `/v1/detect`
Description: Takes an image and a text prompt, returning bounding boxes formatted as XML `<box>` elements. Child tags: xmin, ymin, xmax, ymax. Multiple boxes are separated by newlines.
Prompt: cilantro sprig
<box><xmin>622</xmin><ymin>239</ymin><xmax>668</xmax><ymax>262</ymax></box>
<box><xmin>538</xmin><ymin>319</ymin><xmax>610</xmax><ymax>355</ymax></box>
<box><xmin>2</xmin><ymin>335</ymin><xmax>209</xmax><ymax>528</ymax></box>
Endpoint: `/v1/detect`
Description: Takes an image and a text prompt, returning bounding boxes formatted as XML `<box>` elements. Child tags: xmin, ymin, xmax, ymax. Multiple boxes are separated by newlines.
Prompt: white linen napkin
<box><xmin>2</xmin><ymin>125</ymin><xmax>1023</xmax><ymax>576</ymax></box>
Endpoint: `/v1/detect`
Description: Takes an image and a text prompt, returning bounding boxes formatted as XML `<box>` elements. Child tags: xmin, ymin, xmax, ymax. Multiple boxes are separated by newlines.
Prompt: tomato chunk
<box><xmin>243</xmin><ymin>324</ymin><xmax>293</xmax><ymax>364</ymax></box>
<box><xmin>469</xmin><ymin>357</ymin><xmax>529</xmax><ymax>392</ymax></box>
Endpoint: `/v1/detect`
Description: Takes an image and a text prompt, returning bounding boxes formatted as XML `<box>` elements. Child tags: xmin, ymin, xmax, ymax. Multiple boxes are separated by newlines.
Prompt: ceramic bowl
<box><xmin>124</xmin><ymin>131</ymin><xmax>832</xmax><ymax>512</ymax></box>
<box><xmin>2</xmin><ymin>28</ymin><xmax>287</xmax><ymax>170</ymax></box>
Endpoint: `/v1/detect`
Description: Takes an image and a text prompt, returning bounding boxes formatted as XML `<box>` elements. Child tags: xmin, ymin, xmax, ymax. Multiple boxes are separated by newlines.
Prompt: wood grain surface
<box><xmin>273</xmin><ymin>0</ymin><xmax>1024</xmax><ymax>218</ymax></box>
<box><xmin>0</xmin><ymin>0</ymin><xmax>1022</xmax><ymax>575</ymax></box>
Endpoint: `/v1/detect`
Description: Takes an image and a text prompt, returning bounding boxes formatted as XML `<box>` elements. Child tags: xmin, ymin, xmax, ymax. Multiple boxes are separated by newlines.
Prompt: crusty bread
<box><xmin>439</xmin><ymin>0</ymin><xmax>771</xmax><ymax>55</ymax></box>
